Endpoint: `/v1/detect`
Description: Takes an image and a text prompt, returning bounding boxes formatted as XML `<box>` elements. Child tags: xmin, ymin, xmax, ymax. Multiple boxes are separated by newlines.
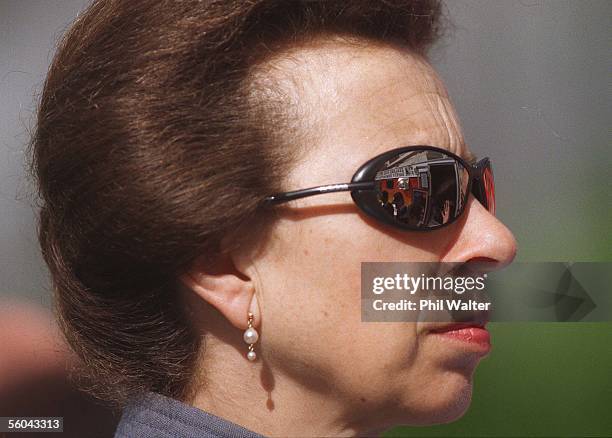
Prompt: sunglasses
<box><xmin>263</xmin><ymin>146</ymin><xmax>495</xmax><ymax>231</ymax></box>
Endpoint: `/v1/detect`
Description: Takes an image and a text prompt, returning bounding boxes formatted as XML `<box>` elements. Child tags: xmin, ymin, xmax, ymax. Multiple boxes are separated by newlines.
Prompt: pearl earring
<box><xmin>243</xmin><ymin>312</ymin><xmax>258</xmax><ymax>361</ymax></box>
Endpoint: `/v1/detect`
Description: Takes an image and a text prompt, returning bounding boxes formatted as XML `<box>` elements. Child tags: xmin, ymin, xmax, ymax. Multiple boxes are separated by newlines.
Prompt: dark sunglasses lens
<box><xmin>355</xmin><ymin>149</ymin><xmax>469</xmax><ymax>229</ymax></box>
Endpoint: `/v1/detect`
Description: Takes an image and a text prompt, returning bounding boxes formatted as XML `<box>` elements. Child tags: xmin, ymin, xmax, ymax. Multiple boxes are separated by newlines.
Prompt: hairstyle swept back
<box><xmin>30</xmin><ymin>0</ymin><xmax>443</xmax><ymax>405</ymax></box>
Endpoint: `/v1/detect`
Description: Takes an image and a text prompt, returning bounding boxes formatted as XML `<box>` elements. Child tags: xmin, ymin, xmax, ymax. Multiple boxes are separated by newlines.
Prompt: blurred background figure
<box><xmin>0</xmin><ymin>298</ymin><xmax>119</xmax><ymax>437</ymax></box>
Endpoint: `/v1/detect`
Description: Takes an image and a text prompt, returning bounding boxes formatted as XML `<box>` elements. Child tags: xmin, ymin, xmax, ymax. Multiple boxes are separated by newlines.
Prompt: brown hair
<box><xmin>30</xmin><ymin>0</ymin><xmax>442</xmax><ymax>405</ymax></box>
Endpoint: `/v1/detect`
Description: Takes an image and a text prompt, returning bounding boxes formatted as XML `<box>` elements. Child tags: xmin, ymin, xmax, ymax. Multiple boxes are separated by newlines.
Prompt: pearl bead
<box><xmin>247</xmin><ymin>350</ymin><xmax>257</xmax><ymax>361</ymax></box>
<box><xmin>243</xmin><ymin>327</ymin><xmax>259</xmax><ymax>344</ymax></box>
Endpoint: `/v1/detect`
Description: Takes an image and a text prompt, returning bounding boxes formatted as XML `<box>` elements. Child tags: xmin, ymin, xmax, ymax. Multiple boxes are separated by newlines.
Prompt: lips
<box><xmin>428</xmin><ymin>322</ymin><xmax>491</xmax><ymax>351</ymax></box>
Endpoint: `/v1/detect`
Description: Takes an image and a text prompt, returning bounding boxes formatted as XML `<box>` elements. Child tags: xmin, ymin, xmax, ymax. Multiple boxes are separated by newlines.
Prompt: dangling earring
<box><xmin>243</xmin><ymin>312</ymin><xmax>259</xmax><ymax>361</ymax></box>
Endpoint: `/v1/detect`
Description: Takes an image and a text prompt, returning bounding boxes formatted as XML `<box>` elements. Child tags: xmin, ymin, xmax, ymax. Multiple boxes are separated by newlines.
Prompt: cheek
<box><xmin>254</xmin><ymin>210</ymin><xmax>429</xmax><ymax>395</ymax></box>
<box><xmin>254</xmin><ymin>209</ymin><xmax>485</xmax><ymax>420</ymax></box>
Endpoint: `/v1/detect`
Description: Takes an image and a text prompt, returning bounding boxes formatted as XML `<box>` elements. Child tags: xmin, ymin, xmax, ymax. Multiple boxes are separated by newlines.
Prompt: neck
<box><xmin>184</xmin><ymin>333</ymin><xmax>382</xmax><ymax>437</ymax></box>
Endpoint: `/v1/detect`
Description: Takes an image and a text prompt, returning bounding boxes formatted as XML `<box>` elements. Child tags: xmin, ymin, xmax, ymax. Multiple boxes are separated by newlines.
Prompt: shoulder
<box><xmin>114</xmin><ymin>392</ymin><xmax>265</xmax><ymax>438</ymax></box>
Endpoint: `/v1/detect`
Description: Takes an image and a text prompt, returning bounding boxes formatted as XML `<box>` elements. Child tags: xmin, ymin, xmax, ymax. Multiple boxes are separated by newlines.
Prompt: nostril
<box><xmin>466</xmin><ymin>257</ymin><xmax>500</xmax><ymax>273</ymax></box>
<box><xmin>468</xmin><ymin>257</ymin><xmax>497</xmax><ymax>264</ymax></box>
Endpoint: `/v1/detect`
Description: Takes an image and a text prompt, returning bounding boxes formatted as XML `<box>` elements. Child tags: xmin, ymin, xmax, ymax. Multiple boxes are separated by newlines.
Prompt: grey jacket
<box><xmin>114</xmin><ymin>392</ymin><xmax>265</xmax><ymax>438</ymax></box>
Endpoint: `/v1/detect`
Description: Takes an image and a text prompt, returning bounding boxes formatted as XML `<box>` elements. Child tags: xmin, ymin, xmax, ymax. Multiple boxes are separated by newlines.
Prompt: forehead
<box><xmin>262</xmin><ymin>37</ymin><xmax>470</xmax><ymax>185</ymax></box>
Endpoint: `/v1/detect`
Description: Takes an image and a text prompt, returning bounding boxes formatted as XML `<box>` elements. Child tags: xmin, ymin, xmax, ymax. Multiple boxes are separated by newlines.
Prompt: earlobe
<box><xmin>179</xmin><ymin>256</ymin><xmax>259</xmax><ymax>330</ymax></box>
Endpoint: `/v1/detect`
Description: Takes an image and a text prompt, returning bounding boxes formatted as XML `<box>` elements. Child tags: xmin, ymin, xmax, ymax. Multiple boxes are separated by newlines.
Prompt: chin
<box><xmin>394</xmin><ymin>373</ymin><xmax>476</xmax><ymax>427</ymax></box>
<box><xmin>426</xmin><ymin>381</ymin><xmax>474</xmax><ymax>425</ymax></box>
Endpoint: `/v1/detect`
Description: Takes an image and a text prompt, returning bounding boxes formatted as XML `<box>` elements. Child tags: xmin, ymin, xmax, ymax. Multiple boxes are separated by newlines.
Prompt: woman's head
<box><xmin>31</xmin><ymin>0</ymin><xmax>515</xmax><ymax>432</ymax></box>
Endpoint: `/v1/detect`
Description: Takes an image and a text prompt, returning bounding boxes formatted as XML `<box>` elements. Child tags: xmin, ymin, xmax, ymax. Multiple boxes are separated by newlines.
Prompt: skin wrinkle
<box><xmin>257</xmin><ymin>38</ymin><xmax>475</xmax><ymax>177</ymax></box>
<box><xmin>285</xmin><ymin>43</ymin><xmax>469</xmax><ymax>176</ymax></box>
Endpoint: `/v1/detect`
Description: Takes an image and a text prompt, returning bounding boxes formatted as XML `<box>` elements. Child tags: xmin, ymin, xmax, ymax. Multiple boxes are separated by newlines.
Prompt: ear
<box><xmin>179</xmin><ymin>253</ymin><xmax>260</xmax><ymax>330</ymax></box>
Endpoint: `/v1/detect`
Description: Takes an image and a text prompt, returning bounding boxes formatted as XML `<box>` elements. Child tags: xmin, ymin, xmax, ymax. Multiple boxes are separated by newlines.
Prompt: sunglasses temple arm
<box><xmin>263</xmin><ymin>181</ymin><xmax>377</xmax><ymax>205</ymax></box>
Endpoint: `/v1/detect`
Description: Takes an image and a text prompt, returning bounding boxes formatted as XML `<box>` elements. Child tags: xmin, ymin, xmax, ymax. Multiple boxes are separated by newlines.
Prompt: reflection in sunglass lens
<box><xmin>373</xmin><ymin>150</ymin><xmax>469</xmax><ymax>229</ymax></box>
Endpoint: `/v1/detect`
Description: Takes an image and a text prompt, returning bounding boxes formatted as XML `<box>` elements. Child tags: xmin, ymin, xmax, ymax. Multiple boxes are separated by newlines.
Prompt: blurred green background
<box><xmin>387</xmin><ymin>1</ymin><xmax>612</xmax><ymax>436</ymax></box>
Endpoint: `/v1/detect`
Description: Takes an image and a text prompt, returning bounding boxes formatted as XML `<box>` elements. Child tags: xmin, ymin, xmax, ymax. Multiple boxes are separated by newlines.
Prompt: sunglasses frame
<box><xmin>263</xmin><ymin>145</ymin><xmax>494</xmax><ymax>232</ymax></box>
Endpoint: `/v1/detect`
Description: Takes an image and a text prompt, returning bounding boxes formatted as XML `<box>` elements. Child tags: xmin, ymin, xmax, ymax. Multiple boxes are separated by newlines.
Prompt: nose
<box><xmin>442</xmin><ymin>196</ymin><xmax>517</xmax><ymax>270</ymax></box>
